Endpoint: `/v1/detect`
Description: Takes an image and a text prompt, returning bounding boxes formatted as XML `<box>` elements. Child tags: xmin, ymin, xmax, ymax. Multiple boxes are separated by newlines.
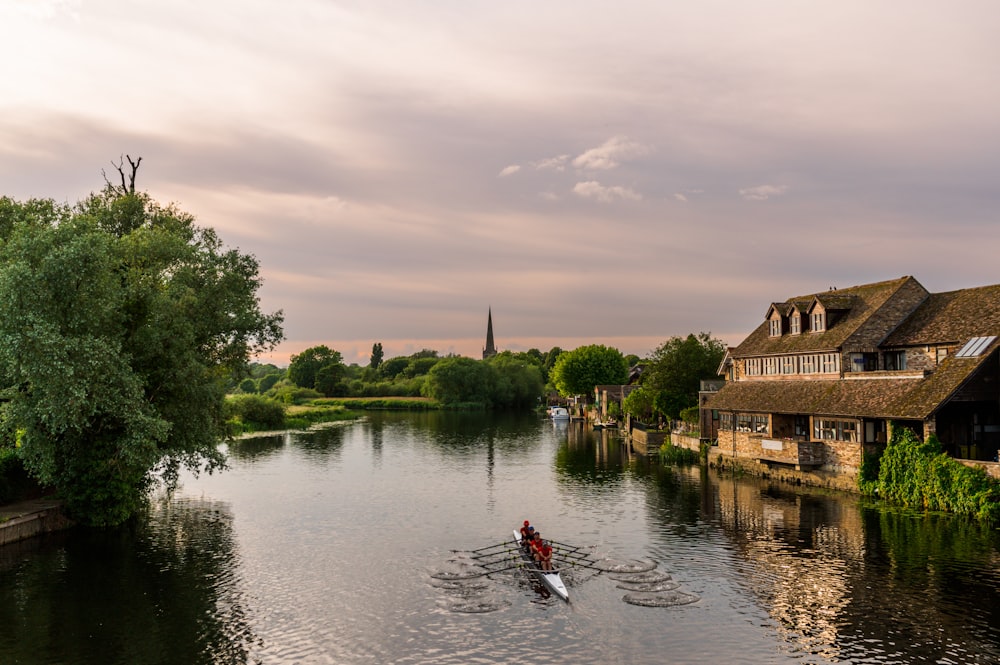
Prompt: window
<box><xmin>745</xmin><ymin>358</ymin><xmax>762</xmax><ymax>376</ymax></box>
<box><xmin>813</xmin><ymin>418</ymin><xmax>859</xmax><ymax>442</ymax></box>
<box><xmin>884</xmin><ymin>350</ymin><xmax>907</xmax><ymax>371</ymax></box>
<box><xmin>790</xmin><ymin>314</ymin><xmax>801</xmax><ymax>334</ymax></box>
<box><xmin>769</xmin><ymin>319</ymin><xmax>781</xmax><ymax>337</ymax></box>
<box><xmin>737</xmin><ymin>414</ymin><xmax>753</xmax><ymax>432</ymax></box>
<box><xmin>936</xmin><ymin>347</ymin><xmax>948</xmax><ymax>364</ymax></box>
<box><xmin>800</xmin><ymin>354</ymin><xmax>818</xmax><ymax>373</ymax></box>
<box><xmin>822</xmin><ymin>353</ymin><xmax>839</xmax><ymax>373</ymax></box>
<box><xmin>811</xmin><ymin>312</ymin><xmax>825</xmax><ymax>332</ymax></box>
<box><xmin>780</xmin><ymin>356</ymin><xmax>796</xmax><ymax>374</ymax></box>
<box><xmin>751</xmin><ymin>414</ymin><xmax>769</xmax><ymax>434</ymax></box>
<box><xmin>763</xmin><ymin>357</ymin><xmax>779</xmax><ymax>375</ymax></box>
<box><xmin>849</xmin><ymin>352</ymin><xmax>878</xmax><ymax>372</ymax></box>
<box><xmin>794</xmin><ymin>416</ymin><xmax>809</xmax><ymax>438</ymax></box>
<box><xmin>720</xmin><ymin>412</ymin><xmax>733</xmax><ymax>430</ymax></box>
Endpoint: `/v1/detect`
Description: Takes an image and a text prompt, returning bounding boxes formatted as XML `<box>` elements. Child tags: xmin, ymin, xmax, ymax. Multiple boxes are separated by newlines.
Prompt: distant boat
<box><xmin>593</xmin><ymin>420</ymin><xmax>618</xmax><ymax>430</ymax></box>
<box><xmin>548</xmin><ymin>407</ymin><xmax>569</xmax><ymax>420</ymax></box>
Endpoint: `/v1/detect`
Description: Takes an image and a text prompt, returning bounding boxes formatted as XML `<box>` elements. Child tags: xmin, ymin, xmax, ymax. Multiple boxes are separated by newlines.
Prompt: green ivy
<box><xmin>862</xmin><ymin>425</ymin><xmax>1000</xmax><ymax>524</ymax></box>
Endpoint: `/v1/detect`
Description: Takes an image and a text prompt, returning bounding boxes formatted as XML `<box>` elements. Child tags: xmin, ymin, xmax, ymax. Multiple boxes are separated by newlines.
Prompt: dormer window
<box><xmin>768</xmin><ymin>319</ymin><xmax>781</xmax><ymax>337</ymax></box>
<box><xmin>811</xmin><ymin>312</ymin><xmax>825</xmax><ymax>332</ymax></box>
<box><xmin>790</xmin><ymin>314</ymin><xmax>801</xmax><ymax>334</ymax></box>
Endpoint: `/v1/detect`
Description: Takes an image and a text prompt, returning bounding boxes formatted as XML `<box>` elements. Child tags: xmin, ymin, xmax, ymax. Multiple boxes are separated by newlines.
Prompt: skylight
<box><xmin>955</xmin><ymin>336</ymin><xmax>998</xmax><ymax>358</ymax></box>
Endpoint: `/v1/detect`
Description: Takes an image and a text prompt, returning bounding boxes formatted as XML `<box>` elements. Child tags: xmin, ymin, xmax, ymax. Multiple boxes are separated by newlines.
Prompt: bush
<box><xmin>658</xmin><ymin>440</ymin><xmax>699</xmax><ymax>465</ymax></box>
<box><xmin>863</xmin><ymin>427</ymin><xmax>1000</xmax><ymax>523</ymax></box>
<box><xmin>269</xmin><ymin>382</ymin><xmax>323</xmax><ymax>404</ymax></box>
<box><xmin>225</xmin><ymin>395</ymin><xmax>286</xmax><ymax>431</ymax></box>
<box><xmin>679</xmin><ymin>405</ymin><xmax>699</xmax><ymax>425</ymax></box>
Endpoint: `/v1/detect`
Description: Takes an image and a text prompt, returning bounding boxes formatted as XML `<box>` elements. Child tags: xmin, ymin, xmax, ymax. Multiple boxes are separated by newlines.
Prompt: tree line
<box><xmin>0</xmin><ymin>164</ymin><xmax>726</xmax><ymax>527</ymax></box>
<box><xmin>236</xmin><ymin>335</ymin><xmax>727</xmax><ymax>426</ymax></box>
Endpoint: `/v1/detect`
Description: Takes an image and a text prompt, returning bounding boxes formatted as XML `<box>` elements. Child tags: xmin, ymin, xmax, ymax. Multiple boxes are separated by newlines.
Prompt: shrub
<box><xmin>659</xmin><ymin>440</ymin><xmax>699</xmax><ymax>465</ymax></box>
<box><xmin>864</xmin><ymin>426</ymin><xmax>1000</xmax><ymax>523</ymax></box>
<box><xmin>679</xmin><ymin>405</ymin><xmax>700</xmax><ymax>425</ymax></box>
<box><xmin>225</xmin><ymin>395</ymin><xmax>286</xmax><ymax>431</ymax></box>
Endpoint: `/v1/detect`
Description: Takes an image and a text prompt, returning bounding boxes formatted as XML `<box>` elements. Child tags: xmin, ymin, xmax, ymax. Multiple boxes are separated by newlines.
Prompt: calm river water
<box><xmin>2</xmin><ymin>412</ymin><xmax>999</xmax><ymax>664</ymax></box>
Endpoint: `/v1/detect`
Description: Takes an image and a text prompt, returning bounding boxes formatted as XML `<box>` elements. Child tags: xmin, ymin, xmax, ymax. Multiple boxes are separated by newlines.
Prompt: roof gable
<box><xmin>732</xmin><ymin>276</ymin><xmax>922</xmax><ymax>357</ymax></box>
<box><xmin>885</xmin><ymin>284</ymin><xmax>1000</xmax><ymax>347</ymax></box>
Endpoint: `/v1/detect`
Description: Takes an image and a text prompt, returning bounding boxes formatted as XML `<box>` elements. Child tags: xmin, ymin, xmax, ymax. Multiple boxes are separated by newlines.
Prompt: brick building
<box><xmin>704</xmin><ymin>276</ymin><xmax>1000</xmax><ymax>478</ymax></box>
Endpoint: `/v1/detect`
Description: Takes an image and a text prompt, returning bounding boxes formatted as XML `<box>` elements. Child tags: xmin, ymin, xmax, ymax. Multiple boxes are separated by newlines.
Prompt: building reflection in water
<box><xmin>707</xmin><ymin>472</ymin><xmax>1000</xmax><ymax>664</ymax></box>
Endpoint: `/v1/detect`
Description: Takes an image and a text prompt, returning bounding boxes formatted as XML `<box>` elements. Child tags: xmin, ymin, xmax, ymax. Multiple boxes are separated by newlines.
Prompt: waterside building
<box><xmin>703</xmin><ymin>276</ymin><xmax>1000</xmax><ymax>484</ymax></box>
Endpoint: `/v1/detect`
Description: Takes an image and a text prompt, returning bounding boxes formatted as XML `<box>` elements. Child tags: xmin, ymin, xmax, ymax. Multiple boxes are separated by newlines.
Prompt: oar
<box><xmin>556</xmin><ymin>560</ymin><xmax>605</xmax><ymax>572</ymax></box>
<box><xmin>552</xmin><ymin>549</ymin><xmax>592</xmax><ymax>561</ymax></box>
<box><xmin>547</xmin><ymin>539</ymin><xmax>590</xmax><ymax>552</ymax></box>
<box><xmin>446</xmin><ymin>562</ymin><xmax>531</xmax><ymax>578</ymax></box>
<box><xmin>452</xmin><ymin>542</ymin><xmax>511</xmax><ymax>554</ymax></box>
<box><xmin>468</xmin><ymin>546</ymin><xmax>521</xmax><ymax>559</ymax></box>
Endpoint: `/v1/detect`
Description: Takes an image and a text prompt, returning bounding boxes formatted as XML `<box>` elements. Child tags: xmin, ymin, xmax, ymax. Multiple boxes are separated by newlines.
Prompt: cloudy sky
<box><xmin>3</xmin><ymin>1</ymin><xmax>1000</xmax><ymax>366</ymax></box>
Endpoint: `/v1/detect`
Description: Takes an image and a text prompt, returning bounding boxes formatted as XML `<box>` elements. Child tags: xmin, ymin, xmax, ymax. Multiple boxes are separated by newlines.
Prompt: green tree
<box><xmin>622</xmin><ymin>386</ymin><xmax>655</xmax><ymax>421</ymax></box>
<box><xmin>424</xmin><ymin>357</ymin><xmax>494</xmax><ymax>406</ymax></box>
<box><xmin>641</xmin><ymin>333</ymin><xmax>726</xmax><ymax>420</ymax></box>
<box><xmin>487</xmin><ymin>353</ymin><xmax>544</xmax><ymax>409</ymax></box>
<box><xmin>0</xmin><ymin>188</ymin><xmax>283</xmax><ymax>525</ymax></box>
<box><xmin>314</xmin><ymin>363</ymin><xmax>347</xmax><ymax>396</ymax></box>
<box><xmin>288</xmin><ymin>345</ymin><xmax>342</xmax><ymax>390</ymax></box>
<box><xmin>550</xmin><ymin>344</ymin><xmax>628</xmax><ymax>397</ymax></box>
<box><xmin>404</xmin><ymin>356</ymin><xmax>440</xmax><ymax>378</ymax></box>
<box><xmin>380</xmin><ymin>356</ymin><xmax>409</xmax><ymax>379</ymax></box>
<box><xmin>258</xmin><ymin>373</ymin><xmax>282</xmax><ymax>393</ymax></box>
<box><xmin>370</xmin><ymin>342</ymin><xmax>383</xmax><ymax>369</ymax></box>
<box><xmin>238</xmin><ymin>378</ymin><xmax>258</xmax><ymax>394</ymax></box>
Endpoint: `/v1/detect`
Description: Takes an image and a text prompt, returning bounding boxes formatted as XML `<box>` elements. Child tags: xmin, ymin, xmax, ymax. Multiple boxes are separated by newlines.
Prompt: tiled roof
<box><xmin>706</xmin><ymin>348</ymin><xmax>997</xmax><ymax>420</ymax></box>
<box><xmin>706</xmin><ymin>379</ymin><xmax>918</xmax><ymax>419</ymax></box>
<box><xmin>813</xmin><ymin>294</ymin><xmax>857</xmax><ymax>311</ymax></box>
<box><xmin>884</xmin><ymin>284</ymin><xmax>1000</xmax><ymax>347</ymax></box>
<box><xmin>733</xmin><ymin>277</ymin><xmax>918</xmax><ymax>357</ymax></box>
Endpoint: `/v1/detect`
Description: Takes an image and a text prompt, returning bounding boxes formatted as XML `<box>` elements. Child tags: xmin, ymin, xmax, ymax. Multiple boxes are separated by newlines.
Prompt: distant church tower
<box><xmin>483</xmin><ymin>308</ymin><xmax>497</xmax><ymax>359</ymax></box>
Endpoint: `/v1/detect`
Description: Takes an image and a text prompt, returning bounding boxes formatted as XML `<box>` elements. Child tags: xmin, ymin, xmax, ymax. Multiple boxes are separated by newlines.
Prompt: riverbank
<box><xmin>0</xmin><ymin>498</ymin><xmax>72</xmax><ymax>546</ymax></box>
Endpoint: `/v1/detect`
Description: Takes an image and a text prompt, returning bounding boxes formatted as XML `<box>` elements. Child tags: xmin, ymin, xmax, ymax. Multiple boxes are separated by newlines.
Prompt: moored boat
<box><xmin>512</xmin><ymin>530</ymin><xmax>569</xmax><ymax>601</ymax></box>
<box><xmin>548</xmin><ymin>406</ymin><xmax>569</xmax><ymax>420</ymax></box>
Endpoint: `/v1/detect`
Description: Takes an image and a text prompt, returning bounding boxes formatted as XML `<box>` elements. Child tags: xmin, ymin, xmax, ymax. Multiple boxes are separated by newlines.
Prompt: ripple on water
<box><xmin>616</xmin><ymin>580</ymin><xmax>681</xmax><ymax>593</ymax></box>
<box><xmin>607</xmin><ymin>570</ymin><xmax>672</xmax><ymax>583</ymax></box>
<box><xmin>594</xmin><ymin>558</ymin><xmax>658</xmax><ymax>573</ymax></box>
<box><xmin>447</xmin><ymin>595</ymin><xmax>511</xmax><ymax>614</ymax></box>
<box><xmin>429</xmin><ymin>578</ymin><xmax>491</xmax><ymax>592</ymax></box>
<box><xmin>623</xmin><ymin>590</ymin><xmax>700</xmax><ymax>607</ymax></box>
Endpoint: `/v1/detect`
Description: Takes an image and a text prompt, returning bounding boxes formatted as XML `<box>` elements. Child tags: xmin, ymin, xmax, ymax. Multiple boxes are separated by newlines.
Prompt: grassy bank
<box><xmin>311</xmin><ymin>396</ymin><xmax>439</xmax><ymax>410</ymax></box>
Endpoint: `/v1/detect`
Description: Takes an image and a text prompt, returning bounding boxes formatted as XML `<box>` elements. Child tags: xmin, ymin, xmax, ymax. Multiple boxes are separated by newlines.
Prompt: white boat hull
<box><xmin>512</xmin><ymin>530</ymin><xmax>569</xmax><ymax>601</ymax></box>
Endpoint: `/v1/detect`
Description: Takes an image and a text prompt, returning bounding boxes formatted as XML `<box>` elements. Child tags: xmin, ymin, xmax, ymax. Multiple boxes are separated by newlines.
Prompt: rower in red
<box><xmin>520</xmin><ymin>520</ymin><xmax>532</xmax><ymax>541</ymax></box>
<box><xmin>536</xmin><ymin>540</ymin><xmax>554</xmax><ymax>571</ymax></box>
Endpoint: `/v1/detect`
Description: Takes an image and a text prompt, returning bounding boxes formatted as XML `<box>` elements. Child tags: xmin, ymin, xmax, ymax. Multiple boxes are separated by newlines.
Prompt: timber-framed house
<box><xmin>704</xmin><ymin>276</ymin><xmax>1000</xmax><ymax>478</ymax></box>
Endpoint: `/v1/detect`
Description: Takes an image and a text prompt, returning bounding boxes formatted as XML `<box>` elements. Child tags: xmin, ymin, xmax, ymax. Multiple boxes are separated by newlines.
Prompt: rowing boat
<box><xmin>512</xmin><ymin>530</ymin><xmax>569</xmax><ymax>601</ymax></box>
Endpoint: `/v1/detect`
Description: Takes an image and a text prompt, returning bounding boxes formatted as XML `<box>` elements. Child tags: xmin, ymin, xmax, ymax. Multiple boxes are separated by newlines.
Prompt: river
<box><xmin>1</xmin><ymin>412</ymin><xmax>998</xmax><ymax>664</ymax></box>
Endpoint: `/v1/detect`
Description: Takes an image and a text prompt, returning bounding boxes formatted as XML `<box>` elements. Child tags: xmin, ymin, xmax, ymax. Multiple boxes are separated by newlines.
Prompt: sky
<box><xmin>3</xmin><ymin>1</ymin><xmax>1000</xmax><ymax>366</ymax></box>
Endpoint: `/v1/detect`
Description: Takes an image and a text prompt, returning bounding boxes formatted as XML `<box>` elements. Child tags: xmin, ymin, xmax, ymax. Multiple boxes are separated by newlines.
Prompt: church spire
<box><xmin>483</xmin><ymin>308</ymin><xmax>497</xmax><ymax>359</ymax></box>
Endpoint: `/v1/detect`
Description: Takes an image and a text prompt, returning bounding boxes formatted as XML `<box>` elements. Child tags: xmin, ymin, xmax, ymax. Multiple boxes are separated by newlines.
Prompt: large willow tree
<box><xmin>0</xmin><ymin>185</ymin><xmax>283</xmax><ymax>525</ymax></box>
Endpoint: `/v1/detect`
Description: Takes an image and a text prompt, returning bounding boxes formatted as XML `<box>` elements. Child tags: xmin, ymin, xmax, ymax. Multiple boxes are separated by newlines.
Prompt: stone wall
<box><xmin>0</xmin><ymin>501</ymin><xmax>72</xmax><ymax>546</ymax></box>
<box><xmin>671</xmin><ymin>433</ymin><xmax>702</xmax><ymax>453</ymax></box>
<box><xmin>630</xmin><ymin>428</ymin><xmax>666</xmax><ymax>455</ymax></box>
<box><xmin>709</xmin><ymin>449</ymin><xmax>861</xmax><ymax>493</ymax></box>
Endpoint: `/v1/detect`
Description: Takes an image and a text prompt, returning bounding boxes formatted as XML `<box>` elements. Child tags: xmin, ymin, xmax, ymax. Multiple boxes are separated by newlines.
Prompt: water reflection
<box><xmin>0</xmin><ymin>496</ymin><xmax>257</xmax><ymax>665</ymax></box>
<box><xmin>555</xmin><ymin>423</ymin><xmax>630</xmax><ymax>486</ymax></box>
<box><xmin>4</xmin><ymin>413</ymin><xmax>999</xmax><ymax>664</ymax></box>
<box><xmin>706</xmin><ymin>473</ymin><xmax>1000</xmax><ymax>664</ymax></box>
